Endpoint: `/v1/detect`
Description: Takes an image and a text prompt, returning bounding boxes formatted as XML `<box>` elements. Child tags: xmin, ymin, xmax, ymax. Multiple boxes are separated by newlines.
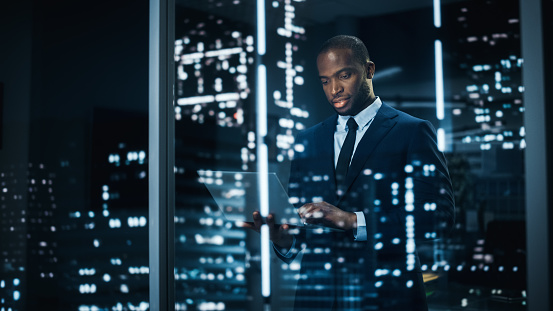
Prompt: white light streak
<box><xmin>434</xmin><ymin>40</ymin><xmax>444</xmax><ymax>120</ymax></box>
<box><xmin>204</xmin><ymin>47</ymin><xmax>243</xmax><ymax>58</ymax></box>
<box><xmin>177</xmin><ymin>95</ymin><xmax>214</xmax><ymax>106</ymax></box>
<box><xmin>257</xmin><ymin>65</ymin><xmax>267</xmax><ymax>137</ymax></box>
<box><xmin>215</xmin><ymin>93</ymin><xmax>240</xmax><ymax>102</ymax></box>
<box><xmin>256</xmin><ymin>0</ymin><xmax>269</xmax><ymax>284</ymax></box>
<box><xmin>371</xmin><ymin>66</ymin><xmax>402</xmax><ymax>80</ymax></box>
<box><xmin>261</xmin><ymin>225</ymin><xmax>271</xmax><ymax>297</ymax></box>
<box><xmin>177</xmin><ymin>93</ymin><xmax>241</xmax><ymax>106</ymax></box>
<box><xmin>433</xmin><ymin>0</ymin><xmax>441</xmax><ymax>28</ymax></box>
<box><xmin>257</xmin><ymin>0</ymin><xmax>266</xmax><ymax>55</ymax></box>
<box><xmin>437</xmin><ymin>128</ymin><xmax>446</xmax><ymax>152</ymax></box>
<box><xmin>180</xmin><ymin>52</ymin><xmax>204</xmax><ymax>62</ymax></box>
<box><xmin>257</xmin><ymin>65</ymin><xmax>269</xmax><ymax>217</ymax></box>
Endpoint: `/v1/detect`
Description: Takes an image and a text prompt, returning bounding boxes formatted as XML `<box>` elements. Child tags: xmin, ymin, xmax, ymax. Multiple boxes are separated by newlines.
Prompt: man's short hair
<box><xmin>318</xmin><ymin>35</ymin><xmax>370</xmax><ymax>66</ymax></box>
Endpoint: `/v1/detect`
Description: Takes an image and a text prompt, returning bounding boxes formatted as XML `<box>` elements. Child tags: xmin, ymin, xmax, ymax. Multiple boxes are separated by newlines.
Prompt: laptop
<box><xmin>198</xmin><ymin>170</ymin><xmax>343</xmax><ymax>232</ymax></box>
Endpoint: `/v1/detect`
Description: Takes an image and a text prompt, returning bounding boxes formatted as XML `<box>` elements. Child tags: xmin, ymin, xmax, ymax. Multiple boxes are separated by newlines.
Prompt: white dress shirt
<box><xmin>334</xmin><ymin>97</ymin><xmax>382</xmax><ymax>241</ymax></box>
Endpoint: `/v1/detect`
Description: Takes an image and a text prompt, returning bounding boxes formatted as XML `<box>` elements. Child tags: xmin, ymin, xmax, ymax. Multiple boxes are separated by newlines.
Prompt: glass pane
<box><xmin>432</xmin><ymin>0</ymin><xmax>526</xmax><ymax>309</ymax></box>
<box><xmin>174</xmin><ymin>0</ymin><xmax>526</xmax><ymax>310</ymax></box>
<box><xmin>0</xmin><ymin>1</ymin><xmax>149</xmax><ymax>310</ymax></box>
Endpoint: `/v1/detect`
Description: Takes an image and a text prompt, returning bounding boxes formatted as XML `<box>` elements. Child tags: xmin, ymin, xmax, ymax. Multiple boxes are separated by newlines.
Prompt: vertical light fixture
<box><xmin>433</xmin><ymin>0</ymin><xmax>442</xmax><ymax>28</ymax></box>
<box><xmin>437</xmin><ymin>128</ymin><xmax>446</xmax><ymax>152</ymax></box>
<box><xmin>256</xmin><ymin>0</ymin><xmax>271</xmax><ymax>299</ymax></box>
<box><xmin>434</xmin><ymin>40</ymin><xmax>444</xmax><ymax>122</ymax></box>
<box><xmin>257</xmin><ymin>0</ymin><xmax>266</xmax><ymax>56</ymax></box>
<box><xmin>433</xmin><ymin>0</ymin><xmax>446</xmax><ymax>151</ymax></box>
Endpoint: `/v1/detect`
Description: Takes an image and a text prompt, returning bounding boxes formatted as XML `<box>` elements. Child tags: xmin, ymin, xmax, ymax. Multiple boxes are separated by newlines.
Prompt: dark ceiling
<box><xmin>176</xmin><ymin>0</ymin><xmax>465</xmax><ymax>27</ymax></box>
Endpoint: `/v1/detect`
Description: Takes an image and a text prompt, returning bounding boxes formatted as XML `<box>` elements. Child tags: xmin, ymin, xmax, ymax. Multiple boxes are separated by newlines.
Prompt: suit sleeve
<box><xmin>370</xmin><ymin>119</ymin><xmax>455</xmax><ymax>244</ymax></box>
<box><xmin>406</xmin><ymin>121</ymin><xmax>455</xmax><ymax>241</ymax></box>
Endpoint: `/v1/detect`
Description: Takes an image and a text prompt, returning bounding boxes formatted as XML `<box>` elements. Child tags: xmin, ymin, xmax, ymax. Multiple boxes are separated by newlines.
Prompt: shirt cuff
<box><xmin>353</xmin><ymin>211</ymin><xmax>367</xmax><ymax>241</ymax></box>
<box><xmin>273</xmin><ymin>237</ymin><xmax>296</xmax><ymax>259</ymax></box>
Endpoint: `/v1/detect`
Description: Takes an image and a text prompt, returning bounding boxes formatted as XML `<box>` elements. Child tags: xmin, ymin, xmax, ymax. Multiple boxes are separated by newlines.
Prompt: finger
<box><xmin>298</xmin><ymin>203</ymin><xmax>315</xmax><ymax>217</ymax></box>
<box><xmin>303</xmin><ymin>205</ymin><xmax>320</xmax><ymax>219</ymax></box>
<box><xmin>240</xmin><ymin>221</ymin><xmax>255</xmax><ymax>229</ymax></box>
<box><xmin>240</xmin><ymin>221</ymin><xmax>262</xmax><ymax>233</ymax></box>
<box><xmin>298</xmin><ymin>202</ymin><xmax>316</xmax><ymax>212</ymax></box>
<box><xmin>266</xmin><ymin>214</ymin><xmax>278</xmax><ymax>232</ymax></box>
<box><xmin>278</xmin><ymin>224</ymin><xmax>290</xmax><ymax>237</ymax></box>
<box><xmin>312</xmin><ymin>211</ymin><xmax>324</xmax><ymax>219</ymax></box>
<box><xmin>253</xmin><ymin>211</ymin><xmax>263</xmax><ymax>229</ymax></box>
<box><xmin>266</xmin><ymin>213</ymin><xmax>275</xmax><ymax>224</ymax></box>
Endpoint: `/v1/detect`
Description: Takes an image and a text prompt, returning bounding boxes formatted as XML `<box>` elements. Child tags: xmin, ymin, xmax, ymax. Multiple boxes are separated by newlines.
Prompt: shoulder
<box><xmin>379</xmin><ymin>102</ymin><xmax>437</xmax><ymax>132</ymax></box>
<box><xmin>379</xmin><ymin>102</ymin><xmax>428</xmax><ymax>124</ymax></box>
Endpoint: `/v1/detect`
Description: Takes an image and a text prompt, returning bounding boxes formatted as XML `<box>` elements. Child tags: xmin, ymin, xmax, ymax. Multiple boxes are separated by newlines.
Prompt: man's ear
<box><xmin>366</xmin><ymin>61</ymin><xmax>375</xmax><ymax>79</ymax></box>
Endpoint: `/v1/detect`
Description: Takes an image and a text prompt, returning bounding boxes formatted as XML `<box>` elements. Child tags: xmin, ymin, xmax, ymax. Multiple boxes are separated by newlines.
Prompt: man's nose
<box><xmin>331</xmin><ymin>81</ymin><xmax>343</xmax><ymax>96</ymax></box>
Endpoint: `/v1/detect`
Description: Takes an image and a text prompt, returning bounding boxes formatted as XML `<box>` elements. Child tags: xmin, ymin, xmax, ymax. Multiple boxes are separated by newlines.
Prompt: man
<box><xmin>246</xmin><ymin>35</ymin><xmax>455</xmax><ymax>310</ymax></box>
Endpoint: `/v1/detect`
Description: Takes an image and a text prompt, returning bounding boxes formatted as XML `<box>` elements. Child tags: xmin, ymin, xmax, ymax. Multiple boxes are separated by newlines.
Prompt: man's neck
<box><xmin>350</xmin><ymin>95</ymin><xmax>377</xmax><ymax>116</ymax></box>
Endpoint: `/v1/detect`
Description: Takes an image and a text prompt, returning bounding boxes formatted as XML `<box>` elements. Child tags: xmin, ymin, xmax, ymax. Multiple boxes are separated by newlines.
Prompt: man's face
<box><xmin>317</xmin><ymin>48</ymin><xmax>375</xmax><ymax>116</ymax></box>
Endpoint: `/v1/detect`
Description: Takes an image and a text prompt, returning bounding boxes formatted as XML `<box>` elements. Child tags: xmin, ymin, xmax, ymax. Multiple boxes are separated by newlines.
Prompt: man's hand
<box><xmin>240</xmin><ymin>211</ymin><xmax>294</xmax><ymax>249</ymax></box>
<box><xmin>297</xmin><ymin>201</ymin><xmax>357</xmax><ymax>230</ymax></box>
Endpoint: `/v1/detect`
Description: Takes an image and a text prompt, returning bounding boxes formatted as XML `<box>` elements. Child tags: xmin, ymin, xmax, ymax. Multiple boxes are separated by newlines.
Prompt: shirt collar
<box><xmin>337</xmin><ymin>97</ymin><xmax>382</xmax><ymax>131</ymax></box>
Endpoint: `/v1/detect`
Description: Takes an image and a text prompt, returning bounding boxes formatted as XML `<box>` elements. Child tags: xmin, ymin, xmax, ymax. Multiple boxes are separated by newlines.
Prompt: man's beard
<box><xmin>347</xmin><ymin>82</ymin><xmax>372</xmax><ymax>115</ymax></box>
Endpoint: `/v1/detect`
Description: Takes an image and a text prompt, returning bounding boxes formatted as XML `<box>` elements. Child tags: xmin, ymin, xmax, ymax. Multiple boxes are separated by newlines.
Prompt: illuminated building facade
<box><xmin>1</xmin><ymin>164</ymin><xmax>32</xmax><ymax>310</ymax></box>
<box><xmin>1</xmin><ymin>111</ymin><xmax>150</xmax><ymax>311</ymax></box>
<box><xmin>443</xmin><ymin>0</ymin><xmax>525</xmax><ymax>243</ymax></box>
<box><xmin>63</xmin><ymin>110</ymin><xmax>150</xmax><ymax>310</ymax></box>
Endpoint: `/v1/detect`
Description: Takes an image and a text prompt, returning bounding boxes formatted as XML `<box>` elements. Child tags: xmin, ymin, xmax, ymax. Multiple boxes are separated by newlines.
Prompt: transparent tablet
<box><xmin>198</xmin><ymin>170</ymin><xmax>304</xmax><ymax>228</ymax></box>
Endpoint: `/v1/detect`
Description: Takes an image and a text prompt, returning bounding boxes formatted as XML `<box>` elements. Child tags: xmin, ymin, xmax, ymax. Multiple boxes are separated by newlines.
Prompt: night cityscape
<box><xmin>1</xmin><ymin>0</ymin><xmax>550</xmax><ymax>310</ymax></box>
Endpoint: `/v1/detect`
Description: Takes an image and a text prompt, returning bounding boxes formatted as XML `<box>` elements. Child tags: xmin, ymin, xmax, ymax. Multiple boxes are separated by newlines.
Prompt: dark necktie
<box><xmin>336</xmin><ymin>117</ymin><xmax>358</xmax><ymax>193</ymax></box>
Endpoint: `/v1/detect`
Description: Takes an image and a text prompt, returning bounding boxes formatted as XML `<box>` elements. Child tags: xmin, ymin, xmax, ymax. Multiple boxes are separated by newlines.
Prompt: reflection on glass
<box><xmin>174</xmin><ymin>0</ymin><xmax>526</xmax><ymax>310</ymax></box>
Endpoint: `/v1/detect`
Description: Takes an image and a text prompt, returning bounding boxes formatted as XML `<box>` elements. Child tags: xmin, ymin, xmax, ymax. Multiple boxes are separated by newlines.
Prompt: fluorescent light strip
<box><xmin>437</xmin><ymin>128</ymin><xmax>446</xmax><ymax>152</ymax></box>
<box><xmin>434</xmin><ymin>40</ymin><xmax>444</xmax><ymax>120</ymax></box>
<box><xmin>433</xmin><ymin>0</ymin><xmax>442</xmax><ymax>28</ymax></box>
<box><xmin>180</xmin><ymin>47</ymin><xmax>244</xmax><ymax>63</ymax></box>
<box><xmin>258</xmin><ymin>145</ymin><xmax>269</xmax><ymax>217</ymax></box>
<box><xmin>204</xmin><ymin>47</ymin><xmax>243</xmax><ymax>58</ymax></box>
<box><xmin>257</xmin><ymin>65</ymin><xmax>268</xmax><ymax>137</ymax></box>
<box><xmin>177</xmin><ymin>95</ymin><xmax>215</xmax><ymax>106</ymax></box>
<box><xmin>261</xmin><ymin>225</ymin><xmax>271</xmax><ymax>297</ymax></box>
<box><xmin>257</xmin><ymin>0</ymin><xmax>266</xmax><ymax>55</ymax></box>
<box><xmin>180</xmin><ymin>52</ymin><xmax>204</xmax><ymax>61</ymax></box>
<box><xmin>257</xmin><ymin>62</ymin><xmax>270</xmax><ymax>297</ymax></box>
<box><xmin>257</xmin><ymin>64</ymin><xmax>269</xmax><ymax>217</ymax></box>
<box><xmin>176</xmin><ymin>93</ymin><xmax>240</xmax><ymax>106</ymax></box>
<box><xmin>215</xmin><ymin>93</ymin><xmax>240</xmax><ymax>102</ymax></box>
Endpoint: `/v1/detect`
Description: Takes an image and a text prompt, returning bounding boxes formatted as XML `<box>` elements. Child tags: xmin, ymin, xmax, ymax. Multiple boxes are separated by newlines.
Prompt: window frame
<box><xmin>149</xmin><ymin>0</ymin><xmax>175</xmax><ymax>309</ymax></box>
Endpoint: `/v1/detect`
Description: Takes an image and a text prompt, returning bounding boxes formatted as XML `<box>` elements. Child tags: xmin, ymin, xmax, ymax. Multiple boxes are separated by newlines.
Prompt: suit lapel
<box><xmin>337</xmin><ymin>103</ymin><xmax>398</xmax><ymax>204</ymax></box>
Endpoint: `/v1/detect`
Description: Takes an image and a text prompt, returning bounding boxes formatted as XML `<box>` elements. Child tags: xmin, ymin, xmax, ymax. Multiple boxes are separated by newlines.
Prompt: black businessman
<box><xmin>245</xmin><ymin>35</ymin><xmax>455</xmax><ymax>311</ymax></box>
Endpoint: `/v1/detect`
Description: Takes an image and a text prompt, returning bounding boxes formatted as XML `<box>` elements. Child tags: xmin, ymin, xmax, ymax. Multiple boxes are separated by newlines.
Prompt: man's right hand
<box><xmin>240</xmin><ymin>211</ymin><xmax>294</xmax><ymax>250</ymax></box>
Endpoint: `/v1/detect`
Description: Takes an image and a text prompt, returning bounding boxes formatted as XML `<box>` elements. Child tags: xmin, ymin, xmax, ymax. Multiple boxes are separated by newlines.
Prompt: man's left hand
<box><xmin>297</xmin><ymin>201</ymin><xmax>357</xmax><ymax>230</ymax></box>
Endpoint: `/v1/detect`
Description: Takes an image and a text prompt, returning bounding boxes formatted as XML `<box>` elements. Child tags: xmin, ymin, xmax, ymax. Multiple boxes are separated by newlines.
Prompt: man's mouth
<box><xmin>332</xmin><ymin>97</ymin><xmax>350</xmax><ymax>108</ymax></box>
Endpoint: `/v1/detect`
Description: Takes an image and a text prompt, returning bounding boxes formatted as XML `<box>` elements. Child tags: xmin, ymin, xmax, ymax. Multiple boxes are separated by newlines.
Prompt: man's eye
<box><xmin>340</xmin><ymin>73</ymin><xmax>350</xmax><ymax>79</ymax></box>
<box><xmin>321</xmin><ymin>80</ymin><xmax>328</xmax><ymax>85</ymax></box>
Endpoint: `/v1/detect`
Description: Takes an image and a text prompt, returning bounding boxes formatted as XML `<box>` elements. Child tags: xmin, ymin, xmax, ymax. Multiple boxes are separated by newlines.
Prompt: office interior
<box><xmin>0</xmin><ymin>0</ymin><xmax>551</xmax><ymax>310</ymax></box>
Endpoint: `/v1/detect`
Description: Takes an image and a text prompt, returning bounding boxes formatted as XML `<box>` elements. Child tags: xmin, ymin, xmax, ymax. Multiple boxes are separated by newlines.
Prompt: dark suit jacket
<box><xmin>277</xmin><ymin>103</ymin><xmax>455</xmax><ymax>311</ymax></box>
